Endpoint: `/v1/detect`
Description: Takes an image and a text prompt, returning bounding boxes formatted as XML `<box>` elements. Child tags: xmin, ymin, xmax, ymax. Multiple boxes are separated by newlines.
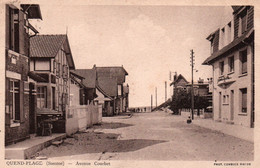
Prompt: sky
<box><xmin>29</xmin><ymin>4</ymin><xmax>233</xmax><ymax>107</ymax></box>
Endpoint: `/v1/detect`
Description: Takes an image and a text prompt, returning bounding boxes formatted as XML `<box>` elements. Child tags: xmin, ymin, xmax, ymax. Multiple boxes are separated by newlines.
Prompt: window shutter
<box><xmin>6</xmin><ymin>5</ymin><xmax>10</xmax><ymax>49</ymax></box>
<box><xmin>20</xmin><ymin>81</ymin><xmax>25</xmax><ymax>122</ymax></box>
<box><xmin>5</xmin><ymin>78</ymin><xmax>11</xmax><ymax>125</ymax></box>
<box><xmin>19</xmin><ymin>10</ymin><xmax>25</xmax><ymax>55</ymax></box>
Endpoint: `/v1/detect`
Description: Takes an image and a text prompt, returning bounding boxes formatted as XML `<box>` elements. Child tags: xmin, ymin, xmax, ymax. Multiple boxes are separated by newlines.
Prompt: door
<box><xmin>219</xmin><ymin>92</ymin><xmax>222</xmax><ymax>120</ymax></box>
<box><xmin>230</xmin><ymin>90</ymin><xmax>234</xmax><ymax>121</ymax></box>
<box><xmin>29</xmin><ymin>83</ymin><xmax>36</xmax><ymax>134</ymax></box>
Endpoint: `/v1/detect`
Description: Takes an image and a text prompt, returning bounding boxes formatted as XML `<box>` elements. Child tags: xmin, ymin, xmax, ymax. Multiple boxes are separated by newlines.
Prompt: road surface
<box><xmin>37</xmin><ymin>111</ymin><xmax>254</xmax><ymax>161</ymax></box>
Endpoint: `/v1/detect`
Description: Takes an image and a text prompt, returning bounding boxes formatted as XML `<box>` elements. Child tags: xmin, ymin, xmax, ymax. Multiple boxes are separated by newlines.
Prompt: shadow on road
<box><xmin>37</xmin><ymin>131</ymin><xmax>167</xmax><ymax>159</ymax></box>
<box><xmin>93</xmin><ymin>122</ymin><xmax>133</xmax><ymax>129</ymax></box>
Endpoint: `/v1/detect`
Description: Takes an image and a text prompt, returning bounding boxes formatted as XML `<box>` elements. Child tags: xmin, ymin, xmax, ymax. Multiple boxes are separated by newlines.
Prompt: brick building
<box><xmin>5</xmin><ymin>4</ymin><xmax>42</xmax><ymax>145</ymax></box>
<box><xmin>203</xmin><ymin>6</ymin><xmax>254</xmax><ymax>127</ymax></box>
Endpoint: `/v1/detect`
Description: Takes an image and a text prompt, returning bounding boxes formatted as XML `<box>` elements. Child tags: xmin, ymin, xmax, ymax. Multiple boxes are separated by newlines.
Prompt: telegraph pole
<box><xmin>190</xmin><ymin>49</ymin><xmax>195</xmax><ymax>120</ymax></box>
<box><xmin>155</xmin><ymin>87</ymin><xmax>157</xmax><ymax>108</ymax></box>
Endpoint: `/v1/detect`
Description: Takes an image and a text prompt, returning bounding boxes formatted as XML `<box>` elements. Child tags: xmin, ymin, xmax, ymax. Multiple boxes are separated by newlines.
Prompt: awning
<box><xmin>21</xmin><ymin>4</ymin><xmax>42</xmax><ymax>20</ymax></box>
<box><xmin>28</xmin><ymin>71</ymin><xmax>47</xmax><ymax>82</ymax></box>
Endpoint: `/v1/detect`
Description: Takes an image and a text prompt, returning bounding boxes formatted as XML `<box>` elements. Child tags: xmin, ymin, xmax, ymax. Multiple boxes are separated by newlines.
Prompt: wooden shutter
<box><xmin>5</xmin><ymin>78</ymin><xmax>11</xmax><ymax>125</ymax></box>
<box><xmin>6</xmin><ymin>5</ymin><xmax>10</xmax><ymax>49</ymax></box>
<box><xmin>20</xmin><ymin>81</ymin><xmax>25</xmax><ymax>122</ymax></box>
<box><xmin>242</xmin><ymin>89</ymin><xmax>247</xmax><ymax>112</ymax></box>
<box><xmin>19</xmin><ymin>10</ymin><xmax>25</xmax><ymax>55</ymax></box>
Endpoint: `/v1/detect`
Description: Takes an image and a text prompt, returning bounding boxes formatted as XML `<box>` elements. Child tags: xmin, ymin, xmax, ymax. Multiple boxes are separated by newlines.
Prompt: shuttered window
<box><xmin>239</xmin><ymin>9</ymin><xmax>248</xmax><ymax>36</ymax></box>
<box><xmin>228</xmin><ymin>56</ymin><xmax>234</xmax><ymax>72</ymax></box>
<box><xmin>240</xmin><ymin>49</ymin><xmax>247</xmax><ymax>74</ymax></box>
<box><xmin>240</xmin><ymin>88</ymin><xmax>247</xmax><ymax>113</ymax></box>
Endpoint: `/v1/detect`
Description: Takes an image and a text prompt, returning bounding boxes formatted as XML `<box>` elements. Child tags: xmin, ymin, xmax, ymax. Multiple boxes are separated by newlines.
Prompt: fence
<box><xmin>66</xmin><ymin>104</ymin><xmax>101</xmax><ymax>135</ymax></box>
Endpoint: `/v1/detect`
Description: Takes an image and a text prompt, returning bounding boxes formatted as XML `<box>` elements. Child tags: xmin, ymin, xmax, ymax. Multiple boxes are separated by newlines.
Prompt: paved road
<box><xmin>38</xmin><ymin>111</ymin><xmax>254</xmax><ymax>161</ymax></box>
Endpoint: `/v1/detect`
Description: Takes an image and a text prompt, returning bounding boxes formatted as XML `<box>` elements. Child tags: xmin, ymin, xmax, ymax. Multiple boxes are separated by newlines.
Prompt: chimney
<box><xmin>174</xmin><ymin>72</ymin><xmax>177</xmax><ymax>81</ymax></box>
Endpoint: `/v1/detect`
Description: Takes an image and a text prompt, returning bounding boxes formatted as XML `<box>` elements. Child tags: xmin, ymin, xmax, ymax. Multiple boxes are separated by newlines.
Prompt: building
<box><xmin>94</xmin><ymin>65</ymin><xmax>129</xmax><ymax>115</ymax></box>
<box><xmin>5</xmin><ymin>4</ymin><xmax>42</xmax><ymax>145</ymax></box>
<box><xmin>71</xmin><ymin>69</ymin><xmax>97</xmax><ymax>105</ymax></box>
<box><xmin>170</xmin><ymin>73</ymin><xmax>189</xmax><ymax>95</ymax></box>
<box><xmin>30</xmin><ymin>34</ymin><xmax>75</xmax><ymax>133</ymax></box>
<box><xmin>203</xmin><ymin>6</ymin><xmax>254</xmax><ymax>127</ymax></box>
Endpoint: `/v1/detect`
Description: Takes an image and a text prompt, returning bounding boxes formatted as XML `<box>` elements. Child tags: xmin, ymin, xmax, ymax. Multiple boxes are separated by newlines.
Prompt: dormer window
<box><xmin>238</xmin><ymin>9</ymin><xmax>248</xmax><ymax>36</ymax></box>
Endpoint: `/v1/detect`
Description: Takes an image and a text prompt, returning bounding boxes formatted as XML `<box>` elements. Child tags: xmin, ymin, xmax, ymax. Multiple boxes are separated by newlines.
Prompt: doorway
<box><xmin>219</xmin><ymin>92</ymin><xmax>222</xmax><ymax>120</ymax></box>
<box><xmin>29</xmin><ymin>83</ymin><xmax>36</xmax><ymax>134</ymax></box>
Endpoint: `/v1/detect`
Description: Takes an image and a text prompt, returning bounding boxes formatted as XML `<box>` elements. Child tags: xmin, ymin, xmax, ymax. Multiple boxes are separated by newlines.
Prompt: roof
<box><xmin>170</xmin><ymin>74</ymin><xmax>189</xmax><ymax>86</ymax></box>
<box><xmin>30</xmin><ymin>35</ymin><xmax>75</xmax><ymax>69</ymax></box>
<box><xmin>97</xmin><ymin>77</ymin><xmax>117</xmax><ymax>97</ymax></box>
<box><xmin>96</xmin><ymin>84</ymin><xmax>113</xmax><ymax>100</ymax></box>
<box><xmin>71</xmin><ymin>69</ymin><xmax>96</xmax><ymax>89</ymax></box>
<box><xmin>21</xmin><ymin>4</ymin><xmax>42</xmax><ymax>20</ymax></box>
<box><xmin>94</xmin><ymin>66</ymin><xmax>128</xmax><ymax>84</ymax></box>
<box><xmin>203</xmin><ymin>28</ymin><xmax>254</xmax><ymax>65</ymax></box>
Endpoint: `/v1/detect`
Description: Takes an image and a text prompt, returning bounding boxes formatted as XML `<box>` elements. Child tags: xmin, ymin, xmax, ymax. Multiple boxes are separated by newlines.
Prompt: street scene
<box><xmin>3</xmin><ymin>1</ymin><xmax>255</xmax><ymax>165</ymax></box>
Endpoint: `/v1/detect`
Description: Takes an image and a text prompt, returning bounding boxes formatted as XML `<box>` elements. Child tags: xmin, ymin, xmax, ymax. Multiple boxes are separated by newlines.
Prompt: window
<box><xmin>240</xmin><ymin>49</ymin><xmax>247</xmax><ymax>74</ymax></box>
<box><xmin>52</xmin><ymin>87</ymin><xmax>56</xmax><ymax>110</ymax></box>
<box><xmin>228</xmin><ymin>56</ymin><xmax>234</xmax><ymax>72</ymax></box>
<box><xmin>240</xmin><ymin>88</ymin><xmax>247</xmax><ymax>113</ymax></box>
<box><xmin>219</xmin><ymin>61</ymin><xmax>224</xmax><ymax>75</ymax></box>
<box><xmin>9</xmin><ymin>79</ymin><xmax>20</xmax><ymax>121</ymax></box>
<box><xmin>223</xmin><ymin>95</ymin><xmax>226</xmax><ymax>104</ymax></box>
<box><xmin>227</xmin><ymin>22</ymin><xmax>232</xmax><ymax>43</ymax></box>
<box><xmin>239</xmin><ymin>9</ymin><xmax>247</xmax><ymax>36</ymax></box>
<box><xmin>9</xmin><ymin>7</ymin><xmax>19</xmax><ymax>52</ymax></box>
<box><xmin>37</xmin><ymin>86</ymin><xmax>47</xmax><ymax>108</ymax></box>
<box><xmin>63</xmin><ymin>65</ymin><xmax>68</xmax><ymax>79</ymax></box>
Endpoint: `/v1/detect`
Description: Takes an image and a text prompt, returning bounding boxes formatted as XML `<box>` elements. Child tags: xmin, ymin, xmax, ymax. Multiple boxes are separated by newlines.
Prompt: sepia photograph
<box><xmin>1</xmin><ymin>0</ymin><xmax>257</xmax><ymax>167</ymax></box>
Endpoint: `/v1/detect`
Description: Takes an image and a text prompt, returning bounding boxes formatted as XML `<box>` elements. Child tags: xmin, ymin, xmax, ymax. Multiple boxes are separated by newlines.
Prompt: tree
<box><xmin>169</xmin><ymin>89</ymin><xmax>209</xmax><ymax>115</ymax></box>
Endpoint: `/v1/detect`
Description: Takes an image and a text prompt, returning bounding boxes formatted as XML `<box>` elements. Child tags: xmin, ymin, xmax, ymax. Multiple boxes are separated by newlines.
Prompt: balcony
<box><xmin>217</xmin><ymin>74</ymin><xmax>236</xmax><ymax>88</ymax></box>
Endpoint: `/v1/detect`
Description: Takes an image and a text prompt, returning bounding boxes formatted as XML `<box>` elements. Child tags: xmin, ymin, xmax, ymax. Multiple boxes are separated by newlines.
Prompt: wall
<box><xmin>70</xmin><ymin>82</ymin><xmax>80</xmax><ymax>106</ymax></box>
<box><xmin>66</xmin><ymin>104</ymin><xmax>100</xmax><ymax>135</ymax></box>
<box><xmin>212</xmin><ymin>44</ymin><xmax>253</xmax><ymax>127</ymax></box>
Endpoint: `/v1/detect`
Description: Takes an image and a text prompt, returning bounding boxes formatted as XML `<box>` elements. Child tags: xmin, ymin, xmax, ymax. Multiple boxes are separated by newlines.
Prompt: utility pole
<box><xmin>151</xmin><ymin>94</ymin><xmax>153</xmax><ymax>112</ymax></box>
<box><xmin>190</xmin><ymin>49</ymin><xmax>195</xmax><ymax>120</ymax></box>
<box><xmin>155</xmin><ymin>87</ymin><xmax>157</xmax><ymax>108</ymax></box>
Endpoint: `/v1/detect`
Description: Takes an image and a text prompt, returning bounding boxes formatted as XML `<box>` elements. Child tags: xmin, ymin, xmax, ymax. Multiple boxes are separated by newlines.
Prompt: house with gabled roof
<box><xmin>170</xmin><ymin>73</ymin><xmax>189</xmax><ymax>95</ymax></box>
<box><xmin>94</xmin><ymin>65</ymin><xmax>129</xmax><ymax>115</ymax></box>
<box><xmin>70</xmin><ymin>69</ymin><xmax>97</xmax><ymax>105</ymax></box>
<box><xmin>202</xmin><ymin>6</ymin><xmax>254</xmax><ymax>127</ymax></box>
<box><xmin>29</xmin><ymin>34</ymin><xmax>75</xmax><ymax>133</ymax></box>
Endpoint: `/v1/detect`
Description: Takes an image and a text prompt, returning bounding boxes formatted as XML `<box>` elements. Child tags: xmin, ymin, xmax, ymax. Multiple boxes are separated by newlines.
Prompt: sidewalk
<box><xmin>183</xmin><ymin>114</ymin><xmax>254</xmax><ymax>143</ymax></box>
<box><xmin>5</xmin><ymin>133</ymin><xmax>66</xmax><ymax>159</ymax></box>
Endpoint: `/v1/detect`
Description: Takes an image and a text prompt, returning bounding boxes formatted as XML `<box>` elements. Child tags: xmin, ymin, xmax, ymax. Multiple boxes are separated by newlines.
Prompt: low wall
<box><xmin>66</xmin><ymin>104</ymin><xmax>100</xmax><ymax>136</ymax></box>
<box><xmin>180</xmin><ymin>109</ymin><xmax>213</xmax><ymax>119</ymax></box>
